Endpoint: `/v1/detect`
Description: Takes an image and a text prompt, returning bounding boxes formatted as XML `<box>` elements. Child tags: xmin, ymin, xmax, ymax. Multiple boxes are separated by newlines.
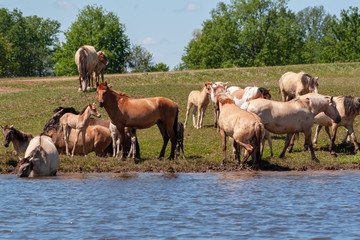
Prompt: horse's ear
<box><xmin>10</xmin><ymin>125</ymin><xmax>14</xmax><ymax>129</ymax></box>
<box><xmin>104</xmin><ymin>82</ymin><xmax>108</xmax><ymax>86</ymax></box>
<box><xmin>267</xmin><ymin>88</ymin><xmax>270</xmax><ymax>92</ymax></box>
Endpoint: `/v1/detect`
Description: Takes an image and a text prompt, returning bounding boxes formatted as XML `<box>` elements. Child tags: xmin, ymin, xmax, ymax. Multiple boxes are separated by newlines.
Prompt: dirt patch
<box><xmin>0</xmin><ymin>87</ymin><xmax>28</xmax><ymax>94</ymax></box>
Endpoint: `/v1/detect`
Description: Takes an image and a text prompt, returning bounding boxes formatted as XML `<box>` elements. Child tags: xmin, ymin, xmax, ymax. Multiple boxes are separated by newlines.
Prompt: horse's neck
<box><xmin>104</xmin><ymin>93</ymin><xmax>124</xmax><ymax>121</ymax></box>
<box><xmin>80</xmin><ymin>107</ymin><xmax>93</xmax><ymax>122</ymax></box>
<box><xmin>199</xmin><ymin>89</ymin><xmax>209</xmax><ymax>102</ymax></box>
<box><xmin>12</xmin><ymin>130</ymin><xmax>33</xmax><ymax>153</ymax></box>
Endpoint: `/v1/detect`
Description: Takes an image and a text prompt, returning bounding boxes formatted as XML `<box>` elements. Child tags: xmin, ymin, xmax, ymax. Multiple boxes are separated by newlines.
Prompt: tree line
<box><xmin>1</xmin><ymin>1</ymin><xmax>360</xmax><ymax>77</ymax></box>
<box><xmin>179</xmin><ymin>0</ymin><xmax>360</xmax><ymax>70</ymax></box>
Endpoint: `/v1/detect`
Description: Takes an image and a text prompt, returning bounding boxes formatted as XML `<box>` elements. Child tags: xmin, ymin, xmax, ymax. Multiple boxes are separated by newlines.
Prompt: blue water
<box><xmin>1</xmin><ymin>171</ymin><xmax>360</xmax><ymax>239</ymax></box>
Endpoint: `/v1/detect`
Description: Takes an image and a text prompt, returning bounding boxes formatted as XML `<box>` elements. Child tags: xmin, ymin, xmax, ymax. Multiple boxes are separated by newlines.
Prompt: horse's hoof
<box><xmin>330</xmin><ymin>151</ymin><xmax>337</xmax><ymax>157</ymax></box>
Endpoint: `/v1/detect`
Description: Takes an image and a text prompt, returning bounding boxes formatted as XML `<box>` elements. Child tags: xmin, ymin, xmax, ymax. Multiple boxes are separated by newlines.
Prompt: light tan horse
<box><xmin>97</xmin><ymin>82</ymin><xmax>179</xmax><ymax>160</ymax></box>
<box><xmin>244</xmin><ymin>93</ymin><xmax>341</xmax><ymax>162</ymax></box>
<box><xmin>75</xmin><ymin>45</ymin><xmax>98</xmax><ymax>91</ymax></box>
<box><xmin>59</xmin><ymin>103</ymin><xmax>101</xmax><ymax>157</ymax></box>
<box><xmin>279</xmin><ymin>71</ymin><xmax>319</xmax><ymax>102</ymax></box>
<box><xmin>210</xmin><ymin>81</ymin><xmax>228</xmax><ymax>130</ymax></box>
<box><xmin>313</xmin><ymin>95</ymin><xmax>360</xmax><ymax>155</ymax></box>
<box><xmin>184</xmin><ymin>82</ymin><xmax>212</xmax><ymax>129</ymax></box>
<box><xmin>214</xmin><ymin>86</ymin><xmax>265</xmax><ymax>169</ymax></box>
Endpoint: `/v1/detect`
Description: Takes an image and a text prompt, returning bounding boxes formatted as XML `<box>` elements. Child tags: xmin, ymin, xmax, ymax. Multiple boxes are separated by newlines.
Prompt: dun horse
<box><xmin>1</xmin><ymin>125</ymin><xmax>34</xmax><ymax>155</ymax></box>
<box><xmin>214</xmin><ymin>86</ymin><xmax>265</xmax><ymax>169</ymax></box>
<box><xmin>243</xmin><ymin>93</ymin><xmax>341</xmax><ymax>161</ymax></box>
<box><xmin>210</xmin><ymin>81</ymin><xmax>228</xmax><ymax>129</ymax></box>
<box><xmin>96</xmin><ymin>82</ymin><xmax>178</xmax><ymax>160</ymax></box>
<box><xmin>59</xmin><ymin>103</ymin><xmax>101</xmax><ymax>157</ymax></box>
<box><xmin>93</xmin><ymin>51</ymin><xmax>109</xmax><ymax>87</ymax></box>
<box><xmin>184</xmin><ymin>82</ymin><xmax>212</xmax><ymax>129</ymax></box>
<box><xmin>279</xmin><ymin>71</ymin><xmax>319</xmax><ymax>102</ymax></box>
<box><xmin>313</xmin><ymin>95</ymin><xmax>360</xmax><ymax>155</ymax></box>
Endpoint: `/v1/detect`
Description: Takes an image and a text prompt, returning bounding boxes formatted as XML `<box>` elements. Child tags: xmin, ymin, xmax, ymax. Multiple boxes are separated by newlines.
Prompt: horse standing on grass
<box><xmin>1</xmin><ymin>125</ymin><xmax>34</xmax><ymax>155</ymax></box>
<box><xmin>279</xmin><ymin>71</ymin><xmax>319</xmax><ymax>102</ymax></box>
<box><xmin>96</xmin><ymin>82</ymin><xmax>178</xmax><ymax>160</ymax></box>
<box><xmin>93</xmin><ymin>51</ymin><xmax>109</xmax><ymax>87</ymax></box>
<box><xmin>210</xmin><ymin>81</ymin><xmax>228</xmax><ymax>130</ymax></box>
<box><xmin>184</xmin><ymin>82</ymin><xmax>212</xmax><ymax>129</ymax></box>
<box><xmin>214</xmin><ymin>86</ymin><xmax>265</xmax><ymax>170</ymax></box>
<box><xmin>243</xmin><ymin>93</ymin><xmax>341</xmax><ymax>162</ymax></box>
<box><xmin>313</xmin><ymin>95</ymin><xmax>360</xmax><ymax>155</ymax></box>
<box><xmin>59</xmin><ymin>103</ymin><xmax>101</xmax><ymax>157</ymax></box>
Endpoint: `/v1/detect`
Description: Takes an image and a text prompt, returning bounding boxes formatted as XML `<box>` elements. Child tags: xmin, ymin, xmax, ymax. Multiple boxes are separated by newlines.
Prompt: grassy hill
<box><xmin>1</xmin><ymin>62</ymin><xmax>360</xmax><ymax>173</ymax></box>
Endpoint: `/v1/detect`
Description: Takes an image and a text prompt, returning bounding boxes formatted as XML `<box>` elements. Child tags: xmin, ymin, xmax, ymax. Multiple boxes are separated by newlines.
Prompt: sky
<box><xmin>1</xmin><ymin>0</ymin><xmax>360</xmax><ymax>70</ymax></box>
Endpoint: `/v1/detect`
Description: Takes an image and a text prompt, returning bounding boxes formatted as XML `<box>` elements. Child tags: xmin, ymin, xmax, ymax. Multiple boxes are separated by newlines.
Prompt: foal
<box><xmin>1</xmin><ymin>125</ymin><xmax>34</xmax><ymax>155</ymax></box>
<box><xmin>184</xmin><ymin>82</ymin><xmax>212</xmax><ymax>129</ymax></box>
<box><xmin>59</xmin><ymin>103</ymin><xmax>101</xmax><ymax>157</ymax></box>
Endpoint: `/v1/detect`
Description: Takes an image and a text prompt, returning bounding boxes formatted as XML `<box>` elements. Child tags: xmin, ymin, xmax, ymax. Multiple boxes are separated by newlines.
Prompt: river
<box><xmin>1</xmin><ymin>171</ymin><xmax>360</xmax><ymax>239</ymax></box>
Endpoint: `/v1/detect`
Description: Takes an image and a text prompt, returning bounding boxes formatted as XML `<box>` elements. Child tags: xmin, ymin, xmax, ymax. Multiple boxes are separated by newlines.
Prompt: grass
<box><xmin>1</xmin><ymin>62</ymin><xmax>360</xmax><ymax>174</ymax></box>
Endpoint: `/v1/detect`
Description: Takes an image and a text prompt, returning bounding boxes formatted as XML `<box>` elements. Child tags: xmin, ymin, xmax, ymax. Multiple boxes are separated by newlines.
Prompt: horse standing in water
<box><xmin>59</xmin><ymin>103</ymin><xmax>101</xmax><ymax>157</ymax></box>
<box><xmin>96</xmin><ymin>82</ymin><xmax>178</xmax><ymax>160</ymax></box>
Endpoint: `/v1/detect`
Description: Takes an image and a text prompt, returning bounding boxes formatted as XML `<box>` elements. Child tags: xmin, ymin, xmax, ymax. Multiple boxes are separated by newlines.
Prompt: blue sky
<box><xmin>1</xmin><ymin>0</ymin><xmax>360</xmax><ymax>70</ymax></box>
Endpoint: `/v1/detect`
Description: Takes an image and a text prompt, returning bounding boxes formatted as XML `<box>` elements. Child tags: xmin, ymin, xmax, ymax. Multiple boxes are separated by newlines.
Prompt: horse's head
<box><xmin>17</xmin><ymin>156</ymin><xmax>33</xmax><ymax>177</ymax></box>
<box><xmin>89</xmin><ymin>103</ymin><xmax>101</xmax><ymax>118</ymax></box>
<box><xmin>259</xmin><ymin>88</ymin><xmax>271</xmax><ymax>100</ymax></box>
<box><xmin>305</xmin><ymin>94</ymin><xmax>341</xmax><ymax>123</ymax></box>
<box><xmin>97</xmin><ymin>51</ymin><xmax>109</xmax><ymax>66</ymax></box>
<box><xmin>323</xmin><ymin>96</ymin><xmax>341</xmax><ymax>123</ymax></box>
<box><xmin>309</xmin><ymin>76</ymin><xmax>319</xmax><ymax>93</ymax></box>
<box><xmin>97</xmin><ymin>82</ymin><xmax>109</xmax><ymax>107</ymax></box>
<box><xmin>203</xmin><ymin>82</ymin><xmax>212</xmax><ymax>94</ymax></box>
<box><xmin>1</xmin><ymin>124</ymin><xmax>15</xmax><ymax>148</ymax></box>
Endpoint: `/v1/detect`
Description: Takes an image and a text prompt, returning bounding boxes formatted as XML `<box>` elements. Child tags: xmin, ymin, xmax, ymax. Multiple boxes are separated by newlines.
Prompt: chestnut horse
<box><xmin>97</xmin><ymin>82</ymin><xmax>179</xmax><ymax>160</ymax></box>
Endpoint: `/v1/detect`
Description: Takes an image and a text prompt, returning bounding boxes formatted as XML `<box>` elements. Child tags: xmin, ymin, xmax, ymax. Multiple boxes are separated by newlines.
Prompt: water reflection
<box><xmin>1</xmin><ymin>171</ymin><xmax>360</xmax><ymax>239</ymax></box>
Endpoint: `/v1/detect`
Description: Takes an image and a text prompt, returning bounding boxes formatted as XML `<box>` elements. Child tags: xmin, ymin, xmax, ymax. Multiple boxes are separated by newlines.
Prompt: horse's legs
<box><xmin>329</xmin><ymin>124</ymin><xmax>339</xmax><ymax>156</ymax></box>
<box><xmin>279</xmin><ymin>134</ymin><xmax>292</xmax><ymax>158</ymax></box>
<box><xmin>196</xmin><ymin>106</ymin><xmax>201</xmax><ymax>129</ymax></box>
<box><xmin>184</xmin><ymin>103</ymin><xmax>193</xmax><ymax>128</ymax></box>
<box><xmin>264</xmin><ymin>130</ymin><xmax>273</xmax><ymax>157</ymax></box>
<box><xmin>63</xmin><ymin>125</ymin><xmax>70</xmax><ymax>156</ymax></box>
<box><xmin>213</xmin><ymin>104</ymin><xmax>218</xmax><ymax>128</ymax></box>
<box><xmin>313</xmin><ymin>125</ymin><xmax>322</xmax><ymax>149</ymax></box>
<box><xmin>220</xmin><ymin>128</ymin><xmax>227</xmax><ymax>165</ymax></box>
<box><xmin>235</xmin><ymin>140</ymin><xmax>254</xmax><ymax>169</ymax></box>
<box><xmin>287</xmin><ymin>133</ymin><xmax>296</xmax><ymax>153</ymax></box>
<box><xmin>110</xmin><ymin>130</ymin><xmax>117</xmax><ymax>158</ymax></box>
<box><xmin>72</xmin><ymin>129</ymin><xmax>81</xmax><ymax>157</ymax></box>
<box><xmin>345</xmin><ymin>125</ymin><xmax>359</xmax><ymax>153</ymax></box>
<box><xmin>199</xmin><ymin>106</ymin><xmax>207</xmax><ymax>129</ymax></box>
<box><xmin>81</xmin><ymin>129</ymin><xmax>86</xmax><ymax>157</ymax></box>
<box><xmin>192</xmin><ymin>107</ymin><xmax>197</xmax><ymax>129</ymax></box>
<box><xmin>157</xmin><ymin>122</ymin><xmax>170</xmax><ymax>159</ymax></box>
<box><xmin>304</xmin><ymin>129</ymin><xmax>319</xmax><ymax>162</ymax></box>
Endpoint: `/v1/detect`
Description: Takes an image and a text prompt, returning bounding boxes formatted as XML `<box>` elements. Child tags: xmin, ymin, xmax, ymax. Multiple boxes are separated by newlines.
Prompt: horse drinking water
<box><xmin>96</xmin><ymin>82</ymin><xmax>179</xmax><ymax>160</ymax></box>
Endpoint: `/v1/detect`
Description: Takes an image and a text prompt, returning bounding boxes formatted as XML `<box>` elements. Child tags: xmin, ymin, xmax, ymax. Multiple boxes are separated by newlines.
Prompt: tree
<box><xmin>0</xmin><ymin>8</ymin><xmax>60</xmax><ymax>77</ymax></box>
<box><xmin>126</xmin><ymin>44</ymin><xmax>154</xmax><ymax>72</ymax></box>
<box><xmin>149</xmin><ymin>63</ymin><xmax>170</xmax><ymax>72</ymax></box>
<box><xmin>53</xmin><ymin>5</ymin><xmax>130</xmax><ymax>76</ymax></box>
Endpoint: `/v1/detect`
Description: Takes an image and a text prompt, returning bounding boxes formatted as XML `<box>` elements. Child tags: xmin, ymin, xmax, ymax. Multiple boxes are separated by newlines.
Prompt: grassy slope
<box><xmin>1</xmin><ymin>62</ymin><xmax>360</xmax><ymax>173</ymax></box>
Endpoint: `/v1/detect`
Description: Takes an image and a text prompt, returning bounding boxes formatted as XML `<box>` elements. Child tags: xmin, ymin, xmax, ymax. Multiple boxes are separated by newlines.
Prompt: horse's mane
<box><xmin>242</xmin><ymin>87</ymin><xmax>259</xmax><ymax>100</ymax></box>
<box><xmin>217</xmin><ymin>92</ymin><xmax>235</xmax><ymax>105</ymax></box>
<box><xmin>300</xmin><ymin>72</ymin><xmax>317</xmax><ymax>88</ymax></box>
<box><xmin>98</xmin><ymin>82</ymin><xmax>129</xmax><ymax>98</ymax></box>
<box><xmin>79</xmin><ymin>104</ymin><xmax>90</xmax><ymax>115</ymax></box>
<box><xmin>6</xmin><ymin>125</ymin><xmax>33</xmax><ymax>142</ymax></box>
<box><xmin>343</xmin><ymin>96</ymin><xmax>360</xmax><ymax>116</ymax></box>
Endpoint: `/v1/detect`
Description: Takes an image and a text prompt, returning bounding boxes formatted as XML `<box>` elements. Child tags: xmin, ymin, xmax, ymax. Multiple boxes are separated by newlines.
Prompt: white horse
<box><xmin>17</xmin><ymin>135</ymin><xmax>59</xmax><ymax>177</ymax></box>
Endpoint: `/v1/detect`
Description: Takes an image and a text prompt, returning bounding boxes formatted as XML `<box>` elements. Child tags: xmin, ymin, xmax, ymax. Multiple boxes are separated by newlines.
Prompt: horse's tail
<box><xmin>254</xmin><ymin>121</ymin><xmax>265</xmax><ymax>170</ymax></box>
<box><xmin>79</xmin><ymin>47</ymin><xmax>88</xmax><ymax>80</ymax></box>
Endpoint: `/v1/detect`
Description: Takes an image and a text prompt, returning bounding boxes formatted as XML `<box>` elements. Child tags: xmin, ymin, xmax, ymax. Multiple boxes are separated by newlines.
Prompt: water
<box><xmin>1</xmin><ymin>171</ymin><xmax>360</xmax><ymax>239</ymax></box>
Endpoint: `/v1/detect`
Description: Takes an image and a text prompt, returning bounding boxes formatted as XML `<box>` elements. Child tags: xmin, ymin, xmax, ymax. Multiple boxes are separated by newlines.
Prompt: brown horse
<box><xmin>313</xmin><ymin>95</ymin><xmax>360</xmax><ymax>155</ymax></box>
<box><xmin>214</xmin><ymin>87</ymin><xmax>265</xmax><ymax>170</ymax></box>
<box><xmin>93</xmin><ymin>51</ymin><xmax>109</xmax><ymax>87</ymax></box>
<box><xmin>1</xmin><ymin>125</ymin><xmax>34</xmax><ymax>155</ymax></box>
<box><xmin>184</xmin><ymin>82</ymin><xmax>212</xmax><ymax>129</ymax></box>
<box><xmin>97</xmin><ymin>82</ymin><xmax>179</xmax><ymax>160</ymax></box>
<box><xmin>279</xmin><ymin>71</ymin><xmax>319</xmax><ymax>101</ymax></box>
<box><xmin>59</xmin><ymin>103</ymin><xmax>101</xmax><ymax>157</ymax></box>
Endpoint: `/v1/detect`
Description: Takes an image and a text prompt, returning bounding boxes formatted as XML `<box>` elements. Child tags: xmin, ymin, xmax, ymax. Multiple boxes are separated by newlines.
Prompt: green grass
<box><xmin>1</xmin><ymin>62</ymin><xmax>360</xmax><ymax>173</ymax></box>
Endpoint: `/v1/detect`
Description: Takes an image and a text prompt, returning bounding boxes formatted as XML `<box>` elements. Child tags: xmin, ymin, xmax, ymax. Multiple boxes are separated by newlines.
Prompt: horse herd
<box><xmin>2</xmin><ymin>69</ymin><xmax>360</xmax><ymax>177</ymax></box>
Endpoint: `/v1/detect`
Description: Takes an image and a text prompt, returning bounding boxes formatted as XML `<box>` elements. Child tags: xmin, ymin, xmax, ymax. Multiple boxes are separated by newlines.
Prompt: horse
<box><xmin>109</xmin><ymin>122</ymin><xmax>137</xmax><ymax>159</ymax></box>
<box><xmin>228</xmin><ymin>86</ymin><xmax>271</xmax><ymax>104</ymax></box>
<box><xmin>17</xmin><ymin>135</ymin><xmax>59</xmax><ymax>177</ymax></box>
<box><xmin>214</xmin><ymin>87</ymin><xmax>265</xmax><ymax>170</ymax></box>
<box><xmin>93</xmin><ymin>51</ymin><xmax>109</xmax><ymax>87</ymax></box>
<box><xmin>96</xmin><ymin>82</ymin><xmax>178</xmax><ymax>160</ymax></box>
<box><xmin>1</xmin><ymin>125</ymin><xmax>34</xmax><ymax>155</ymax></box>
<box><xmin>59</xmin><ymin>103</ymin><xmax>101</xmax><ymax>157</ymax></box>
<box><xmin>184</xmin><ymin>82</ymin><xmax>212</xmax><ymax>129</ymax></box>
<box><xmin>279</xmin><ymin>71</ymin><xmax>319</xmax><ymax>102</ymax></box>
<box><xmin>210</xmin><ymin>81</ymin><xmax>228</xmax><ymax>129</ymax></box>
<box><xmin>313</xmin><ymin>95</ymin><xmax>360</xmax><ymax>155</ymax></box>
<box><xmin>75</xmin><ymin>45</ymin><xmax>99</xmax><ymax>91</ymax></box>
<box><xmin>243</xmin><ymin>93</ymin><xmax>341</xmax><ymax>162</ymax></box>
<box><xmin>176</xmin><ymin>122</ymin><xmax>185</xmax><ymax>159</ymax></box>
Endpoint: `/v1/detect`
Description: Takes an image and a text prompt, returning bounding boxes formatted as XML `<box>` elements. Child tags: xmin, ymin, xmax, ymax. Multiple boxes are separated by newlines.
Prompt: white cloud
<box><xmin>139</xmin><ymin>37</ymin><xmax>157</xmax><ymax>45</ymax></box>
<box><xmin>186</xmin><ymin>3</ymin><xmax>200</xmax><ymax>12</ymax></box>
<box><xmin>56</xmin><ymin>1</ymin><xmax>74</xmax><ymax>9</ymax></box>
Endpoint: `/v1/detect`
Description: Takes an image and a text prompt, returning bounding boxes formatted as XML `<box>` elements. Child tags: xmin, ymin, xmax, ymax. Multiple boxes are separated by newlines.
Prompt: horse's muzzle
<box><xmin>334</xmin><ymin>116</ymin><xmax>341</xmax><ymax>124</ymax></box>
<box><xmin>4</xmin><ymin>143</ymin><xmax>9</xmax><ymax>148</ymax></box>
<box><xmin>99</xmin><ymin>102</ymin><xmax>104</xmax><ymax>107</ymax></box>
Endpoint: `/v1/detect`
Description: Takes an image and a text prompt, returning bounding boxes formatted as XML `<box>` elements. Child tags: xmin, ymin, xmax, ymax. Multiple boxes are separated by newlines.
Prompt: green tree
<box><xmin>0</xmin><ymin>8</ymin><xmax>60</xmax><ymax>77</ymax></box>
<box><xmin>149</xmin><ymin>62</ymin><xmax>170</xmax><ymax>72</ymax></box>
<box><xmin>53</xmin><ymin>5</ymin><xmax>130</xmax><ymax>76</ymax></box>
<box><xmin>126</xmin><ymin>44</ymin><xmax>154</xmax><ymax>72</ymax></box>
